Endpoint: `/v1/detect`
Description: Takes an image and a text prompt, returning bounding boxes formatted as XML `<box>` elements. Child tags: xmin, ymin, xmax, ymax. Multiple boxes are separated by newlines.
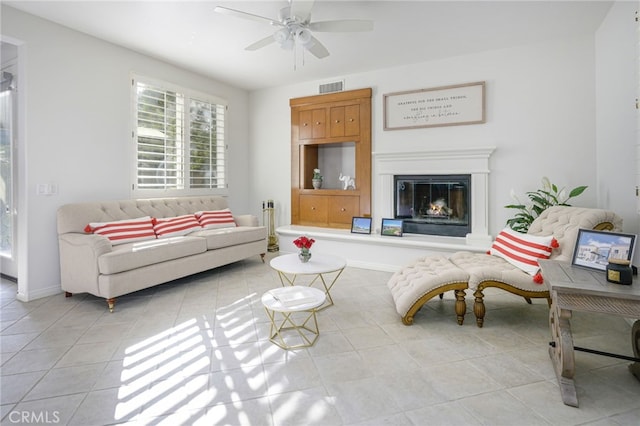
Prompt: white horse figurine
<box><xmin>338</xmin><ymin>173</ymin><xmax>355</xmax><ymax>190</ymax></box>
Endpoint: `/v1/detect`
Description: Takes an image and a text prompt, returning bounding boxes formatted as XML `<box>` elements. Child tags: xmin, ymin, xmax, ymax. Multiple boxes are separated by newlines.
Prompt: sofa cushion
<box><xmin>191</xmin><ymin>226</ymin><xmax>266</xmax><ymax>250</ymax></box>
<box><xmin>85</xmin><ymin>216</ymin><xmax>156</xmax><ymax>245</ymax></box>
<box><xmin>153</xmin><ymin>214</ymin><xmax>202</xmax><ymax>238</ymax></box>
<box><xmin>98</xmin><ymin>236</ymin><xmax>207</xmax><ymax>275</ymax></box>
<box><xmin>489</xmin><ymin>227</ymin><xmax>555</xmax><ymax>276</ymax></box>
<box><xmin>196</xmin><ymin>209</ymin><xmax>236</xmax><ymax>229</ymax></box>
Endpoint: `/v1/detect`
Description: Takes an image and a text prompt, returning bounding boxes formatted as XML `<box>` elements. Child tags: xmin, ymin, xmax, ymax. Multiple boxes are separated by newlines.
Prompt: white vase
<box><xmin>312</xmin><ymin>179</ymin><xmax>322</xmax><ymax>189</ymax></box>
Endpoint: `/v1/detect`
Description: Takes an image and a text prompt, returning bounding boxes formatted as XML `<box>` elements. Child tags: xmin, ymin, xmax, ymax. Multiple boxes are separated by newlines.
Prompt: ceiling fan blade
<box><xmin>214</xmin><ymin>6</ymin><xmax>282</xmax><ymax>27</ymax></box>
<box><xmin>245</xmin><ymin>35</ymin><xmax>276</xmax><ymax>51</ymax></box>
<box><xmin>290</xmin><ymin>0</ymin><xmax>315</xmax><ymax>22</ymax></box>
<box><xmin>309</xmin><ymin>20</ymin><xmax>374</xmax><ymax>32</ymax></box>
<box><xmin>305</xmin><ymin>35</ymin><xmax>330</xmax><ymax>59</ymax></box>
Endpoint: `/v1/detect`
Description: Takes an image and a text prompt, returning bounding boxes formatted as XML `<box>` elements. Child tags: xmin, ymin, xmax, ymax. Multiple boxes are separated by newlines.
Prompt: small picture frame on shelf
<box><xmin>571</xmin><ymin>229</ymin><xmax>636</xmax><ymax>272</ymax></box>
<box><xmin>351</xmin><ymin>217</ymin><xmax>372</xmax><ymax>234</ymax></box>
<box><xmin>381</xmin><ymin>218</ymin><xmax>403</xmax><ymax>237</ymax></box>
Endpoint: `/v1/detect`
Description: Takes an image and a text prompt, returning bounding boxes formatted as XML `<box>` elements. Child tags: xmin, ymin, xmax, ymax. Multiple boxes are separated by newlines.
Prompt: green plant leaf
<box><xmin>568</xmin><ymin>185</ymin><xmax>588</xmax><ymax>198</ymax></box>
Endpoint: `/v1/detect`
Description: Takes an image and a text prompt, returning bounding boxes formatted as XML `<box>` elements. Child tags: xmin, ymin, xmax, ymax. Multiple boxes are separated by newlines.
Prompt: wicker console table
<box><xmin>539</xmin><ymin>260</ymin><xmax>640</xmax><ymax>407</ymax></box>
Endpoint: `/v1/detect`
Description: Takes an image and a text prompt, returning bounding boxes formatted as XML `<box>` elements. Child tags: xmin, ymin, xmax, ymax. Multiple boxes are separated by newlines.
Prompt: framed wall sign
<box><xmin>571</xmin><ymin>229</ymin><xmax>636</xmax><ymax>272</ymax></box>
<box><xmin>351</xmin><ymin>217</ymin><xmax>372</xmax><ymax>234</ymax></box>
<box><xmin>381</xmin><ymin>218</ymin><xmax>403</xmax><ymax>237</ymax></box>
<box><xmin>383</xmin><ymin>81</ymin><xmax>485</xmax><ymax>130</ymax></box>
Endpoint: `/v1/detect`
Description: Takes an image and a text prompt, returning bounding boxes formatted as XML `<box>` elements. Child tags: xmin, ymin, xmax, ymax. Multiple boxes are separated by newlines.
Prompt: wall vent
<box><xmin>319</xmin><ymin>80</ymin><xmax>344</xmax><ymax>94</ymax></box>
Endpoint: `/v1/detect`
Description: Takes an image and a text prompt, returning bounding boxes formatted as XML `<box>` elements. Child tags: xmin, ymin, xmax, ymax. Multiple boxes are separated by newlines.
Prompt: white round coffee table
<box><xmin>262</xmin><ymin>286</ymin><xmax>326</xmax><ymax>349</ymax></box>
<box><xmin>269</xmin><ymin>253</ymin><xmax>347</xmax><ymax>310</ymax></box>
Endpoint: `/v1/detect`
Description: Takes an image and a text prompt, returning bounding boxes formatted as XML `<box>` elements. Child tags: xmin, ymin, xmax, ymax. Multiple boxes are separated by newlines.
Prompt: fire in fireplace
<box><xmin>394</xmin><ymin>174</ymin><xmax>471</xmax><ymax>237</ymax></box>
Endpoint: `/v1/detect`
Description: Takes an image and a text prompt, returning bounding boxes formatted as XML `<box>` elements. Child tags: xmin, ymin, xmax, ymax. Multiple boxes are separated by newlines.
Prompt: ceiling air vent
<box><xmin>319</xmin><ymin>80</ymin><xmax>344</xmax><ymax>94</ymax></box>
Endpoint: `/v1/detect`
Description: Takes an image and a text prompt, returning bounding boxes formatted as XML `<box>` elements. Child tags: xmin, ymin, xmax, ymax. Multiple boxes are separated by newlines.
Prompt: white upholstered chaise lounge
<box><xmin>387</xmin><ymin>206</ymin><xmax>623</xmax><ymax>327</ymax></box>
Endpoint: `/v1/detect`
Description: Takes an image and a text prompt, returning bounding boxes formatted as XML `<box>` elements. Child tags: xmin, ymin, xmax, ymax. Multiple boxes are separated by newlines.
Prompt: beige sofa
<box><xmin>57</xmin><ymin>196</ymin><xmax>266</xmax><ymax>312</ymax></box>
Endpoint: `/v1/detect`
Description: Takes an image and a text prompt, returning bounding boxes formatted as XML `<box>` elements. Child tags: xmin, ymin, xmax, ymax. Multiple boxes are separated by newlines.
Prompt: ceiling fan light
<box><xmin>274</xmin><ymin>27</ymin><xmax>290</xmax><ymax>45</ymax></box>
<box><xmin>281</xmin><ymin>38</ymin><xmax>295</xmax><ymax>50</ymax></box>
<box><xmin>296</xmin><ymin>28</ymin><xmax>312</xmax><ymax>46</ymax></box>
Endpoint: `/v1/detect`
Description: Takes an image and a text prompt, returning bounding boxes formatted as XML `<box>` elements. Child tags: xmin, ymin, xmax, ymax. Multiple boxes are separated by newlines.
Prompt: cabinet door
<box><xmin>330</xmin><ymin>106</ymin><xmax>345</xmax><ymax>137</ymax></box>
<box><xmin>344</xmin><ymin>105</ymin><xmax>360</xmax><ymax>136</ymax></box>
<box><xmin>311</xmin><ymin>108</ymin><xmax>326</xmax><ymax>139</ymax></box>
<box><xmin>299</xmin><ymin>195</ymin><xmax>329</xmax><ymax>224</ymax></box>
<box><xmin>298</xmin><ymin>110</ymin><xmax>313</xmax><ymax>140</ymax></box>
<box><xmin>328</xmin><ymin>195</ymin><xmax>359</xmax><ymax>226</ymax></box>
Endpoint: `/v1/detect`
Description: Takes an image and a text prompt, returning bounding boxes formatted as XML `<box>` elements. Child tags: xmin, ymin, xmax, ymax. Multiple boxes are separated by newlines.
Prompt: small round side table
<box><xmin>262</xmin><ymin>286</ymin><xmax>326</xmax><ymax>350</ymax></box>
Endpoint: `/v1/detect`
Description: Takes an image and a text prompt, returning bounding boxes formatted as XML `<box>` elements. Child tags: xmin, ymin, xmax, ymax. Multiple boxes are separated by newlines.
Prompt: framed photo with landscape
<box><xmin>351</xmin><ymin>217</ymin><xmax>372</xmax><ymax>234</ymax></box>
<box><xmin>381</xmin><ymin>218</ymin><xmax>403</xmax><ymax>237</ymax></box>
<box><xmin>571</xmin><ymin>229</ymin><xmax>636</xmax><ymax>272</ymax></box>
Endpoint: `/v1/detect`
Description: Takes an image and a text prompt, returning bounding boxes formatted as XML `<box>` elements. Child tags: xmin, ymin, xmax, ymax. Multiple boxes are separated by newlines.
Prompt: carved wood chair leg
<box><xmin>524</xmin><ymin>297</ymin><xmax>533</xmax><ymax>304</ymax></box>
<box><xmin>65</xmin><ymin>292</ymin><xmax>72</xmax><ymax>298</ymax></box>
<box><xmin>439</xmin><ymin>293</ymin><xmax>444</xmax><ymax>300</ymax></box>
<box><xmin>260</xmin><ymin>253</ymin><xmax>266</xmax><ymax>263</ymax></box>
<box><xmin>473</xmin><ymin>288</ymin><xmax>486</xmax><ymax>328</ymax></box>
<box><xmin>106</xmin><ymin>298</ymin><xmax>116</xmax><ymax>313</ymax></box>
<box><xmin>454</xmin><ymin>289</ymin><xmax>466</xmax><ymax>325</ymax></box>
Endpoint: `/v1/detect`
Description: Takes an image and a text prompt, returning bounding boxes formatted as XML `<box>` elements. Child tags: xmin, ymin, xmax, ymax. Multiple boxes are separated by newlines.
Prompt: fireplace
<box><xmin>394</xmin><ymin>174</ymin><xmax>471</xmax><ymax>237</ymax></box>
<box><xmin>374</xmin><ymin>147</ymin><xmax>495</xmax><ymax>245</ymax></box>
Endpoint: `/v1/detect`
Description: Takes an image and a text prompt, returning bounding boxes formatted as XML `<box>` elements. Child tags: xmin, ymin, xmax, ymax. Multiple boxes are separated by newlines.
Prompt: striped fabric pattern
<box><xmin>489</xmin><ymin>227</ymin><xmax>555</xmax><ymax>276</ymax></box>
<box><xmin>84</xmin><ymin>216</ymin><xmax>156</xmax><ymax>245</ymax></box>
<box><xmin>153</xmin><ymin>214</ymin><xmax>202</xmax><ymax>238</ymax></box>
<box><xmin>196</xmin><ymin>209</ymin><xmax>236</xmax><ymax>229</ymax></box>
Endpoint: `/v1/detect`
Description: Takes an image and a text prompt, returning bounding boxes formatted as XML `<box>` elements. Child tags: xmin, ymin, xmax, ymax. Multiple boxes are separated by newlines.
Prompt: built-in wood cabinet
<box><xmin>291</xmin><ymin>88</ymin><xmax>372</xmax><ymax>229</ymax></box>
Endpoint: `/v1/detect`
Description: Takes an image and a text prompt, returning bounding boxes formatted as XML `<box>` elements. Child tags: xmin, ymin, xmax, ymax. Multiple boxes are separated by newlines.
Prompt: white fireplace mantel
<box><xmin>373</xmin><ymin>146</ymin><xmax>496</xmax><ymax>246</ymax></box>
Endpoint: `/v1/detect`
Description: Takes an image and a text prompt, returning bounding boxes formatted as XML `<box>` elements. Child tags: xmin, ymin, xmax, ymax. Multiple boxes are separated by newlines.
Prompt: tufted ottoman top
<box><xmin>387</xmin><ymin>255</ymin><xmax>469</xmax><ymax>317</ymax></box>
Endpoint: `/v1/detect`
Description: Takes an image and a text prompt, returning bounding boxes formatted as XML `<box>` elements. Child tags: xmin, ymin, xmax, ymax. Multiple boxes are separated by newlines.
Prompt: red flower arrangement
<box><xmin>293</xmin><ymin>236</ymin><xmax>315</xmax><ymax>250</ymax></box>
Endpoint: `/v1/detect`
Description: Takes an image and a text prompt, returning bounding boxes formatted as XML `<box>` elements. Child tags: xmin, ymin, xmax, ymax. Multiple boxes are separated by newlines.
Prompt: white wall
<box><xmin>595</xmin><ymin>1</ymin><xmax>639</xmax><ymax>262</ymax></box>
<box><xmin>250</xmin><ymin>33</ymin><xmax>613</xmax><ymax>239</ymax></box>
<box><xmin>2</xmin><ymin>6</ymin><xmax>251</xmax><ymax>301</ymax></box>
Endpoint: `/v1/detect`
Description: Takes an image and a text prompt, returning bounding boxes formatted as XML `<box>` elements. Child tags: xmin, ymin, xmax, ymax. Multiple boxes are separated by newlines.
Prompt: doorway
<box><xmin>1</xmin><ymin>41</ymin><xmax>18</xmax><ymax>279</ymax></box>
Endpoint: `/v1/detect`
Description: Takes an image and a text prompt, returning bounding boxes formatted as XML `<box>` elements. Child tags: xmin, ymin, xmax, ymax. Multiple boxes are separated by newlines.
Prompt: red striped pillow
<box><xmin>84</xmin><ymin>216</ymin><xmax>156</xmax><ymax>245</ymax></box>
<box><xmin>153</xmin><ymin>214</ymin><xmax>202</xmax><ymax>238</ymax></box>
<box><xmin>489</xmin><ymin>228</ymin><xmax>556</xmax><ymax>276</ymax></box>
<box><xmin>195</xmin><ymin>209</ymin><xmax>236</xmax><ymax>229</ymax></box>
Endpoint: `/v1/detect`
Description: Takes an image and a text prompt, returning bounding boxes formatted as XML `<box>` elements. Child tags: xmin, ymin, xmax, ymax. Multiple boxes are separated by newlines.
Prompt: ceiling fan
<box><xmin>214</xmin><ymin>0</ymin><xmax>374</xmax><ymax>59</ymax></box>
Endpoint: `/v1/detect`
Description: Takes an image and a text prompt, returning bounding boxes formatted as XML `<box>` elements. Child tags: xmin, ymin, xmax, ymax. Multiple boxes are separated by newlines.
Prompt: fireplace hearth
<box><xmin>395</xmin><ymin>174</ymin><xmax>471</xmax><ymax>237</ymax></box>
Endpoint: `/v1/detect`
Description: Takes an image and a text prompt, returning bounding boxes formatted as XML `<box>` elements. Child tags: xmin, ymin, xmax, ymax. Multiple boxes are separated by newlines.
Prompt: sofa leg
<box><xmin>438</xmin><ymin>293</ymin><xmax>444</xmax><ymax>300</ymax></box>
<box><xmin>524</xmin><ymin>297</ymin><xmax>533</xmax><ymax>304</ymax></box>
<box><xmin>473</xmin><ymin>289</ymin><xmax>485</xmax><ymax>328</ymax></box>
<box><xmin>260</xmin><ymin>253</ymin><xmax>265</xmax><ymax>263</ymax></box>
<box><xmin>65</xmin><ymin>292</ymin><xmax>72</xmax><ymax>298</ymax></box>
<box><xmin>106</xmin><ymin>298</ymin><xmax>115</xmax><ymax>313</ymax></box>
<box><xmin>454</xmin><ymin>289</ymin><xmax>466</xmax><ymax>325</ymax></box>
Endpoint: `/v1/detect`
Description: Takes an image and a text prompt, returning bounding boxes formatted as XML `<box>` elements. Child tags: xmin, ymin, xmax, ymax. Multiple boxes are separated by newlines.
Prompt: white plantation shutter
<box><xmin>133</xmin><ymin>76</ymin><xmax>227</xmax><ymax>195</ymax></box>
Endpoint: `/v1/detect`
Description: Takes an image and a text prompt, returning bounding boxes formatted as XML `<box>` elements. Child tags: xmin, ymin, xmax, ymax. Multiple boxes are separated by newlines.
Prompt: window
<box><xmin>132</xmin><ymin>75</ymin><xmax>227</xmax><ymax>196</ymax></box>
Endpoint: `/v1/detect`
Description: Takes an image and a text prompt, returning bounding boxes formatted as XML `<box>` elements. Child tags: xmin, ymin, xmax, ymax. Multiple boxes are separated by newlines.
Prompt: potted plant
<box><xmin>505</xmin><ymin>177</ymin><xmax>587</xmax><ymax>233</ymax></box>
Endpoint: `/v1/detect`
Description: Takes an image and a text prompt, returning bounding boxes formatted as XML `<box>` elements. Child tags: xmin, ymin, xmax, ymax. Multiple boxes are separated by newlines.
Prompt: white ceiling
<box><xmin>5</xmin><ymin>0</ymin><xmax>614</xmax><ymax>91</ymax></box>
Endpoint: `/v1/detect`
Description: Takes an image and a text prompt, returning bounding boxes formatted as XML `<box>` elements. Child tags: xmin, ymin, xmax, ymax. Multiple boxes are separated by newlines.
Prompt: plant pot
<box><xmin>312</xmin><ymin>179</ymin><xmax>322</xmax><ymax>189</ymax></box>
<box><xmin>298</xmin><ymin>251</ymin><xmax>312</xmax><ymax>263</ymax></box>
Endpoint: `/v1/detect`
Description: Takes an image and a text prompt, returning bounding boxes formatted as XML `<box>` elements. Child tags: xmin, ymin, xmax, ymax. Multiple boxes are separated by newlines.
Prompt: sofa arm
<box><xmin>234</xmin><ymin>214</ymin><xmax>259</xmax><ymax>227</ymax></box>
<box><xmin>58</xmin><ymin>233</ymin><xmax>112</xmax><ymax>297</ymax></box>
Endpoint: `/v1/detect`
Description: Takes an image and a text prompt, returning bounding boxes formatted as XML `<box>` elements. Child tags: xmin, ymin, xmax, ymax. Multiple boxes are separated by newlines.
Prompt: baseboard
<box><xmin>16</xmin><ymin>284</ymin><xmax>61</xmax><ymax>302</ymax></box>
<box><xmin>0</xmin><ymin>273</ymin><xmax>17</xmax><ymax>282</ymax></box>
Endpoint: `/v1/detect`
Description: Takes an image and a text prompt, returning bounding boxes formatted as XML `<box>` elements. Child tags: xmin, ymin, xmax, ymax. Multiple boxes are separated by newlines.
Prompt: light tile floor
<box><xmin>1</xmin><ymin>253</ymin><xmax>639</xmax><ymax>425</ymax></box>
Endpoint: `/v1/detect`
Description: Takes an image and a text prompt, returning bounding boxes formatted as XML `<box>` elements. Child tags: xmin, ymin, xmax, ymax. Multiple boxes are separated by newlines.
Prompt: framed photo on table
<box><xmin>381</xmin><ymin>218</ymin><xmax>403</xmax><ymax>237</ymax></box>
<box><xmin>571</xmin><ymin>229</ymin><xmax>636</xmax><ymax>271</ymax></box>
<box><xmin>351</xmin><ymin>217</ymin><xmax>372</xmax><ymax>234</ymax></box>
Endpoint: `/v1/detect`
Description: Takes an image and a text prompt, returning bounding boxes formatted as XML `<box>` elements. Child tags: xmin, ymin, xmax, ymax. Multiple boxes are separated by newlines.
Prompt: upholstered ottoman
<box><xmin>387</xmin><ymin>255</ymin><xmax>470</xmax><ymax>325</ymax></box>
<box><xmin>449</xmin><ymin>251</ymin><xmax>551</xmax><ymax>328</ymax></box>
